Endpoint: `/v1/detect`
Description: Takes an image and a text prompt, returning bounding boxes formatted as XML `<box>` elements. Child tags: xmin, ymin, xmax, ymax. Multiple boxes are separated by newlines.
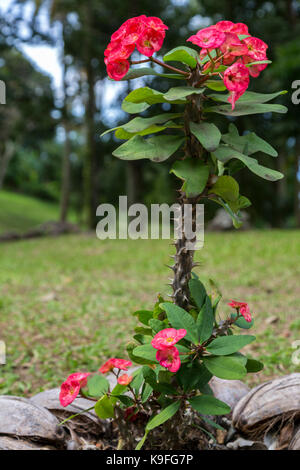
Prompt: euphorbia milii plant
<box><xmin>59</xmin><ymin>16</ymin><xmax>287</xmax><ymax>450</ymax></box>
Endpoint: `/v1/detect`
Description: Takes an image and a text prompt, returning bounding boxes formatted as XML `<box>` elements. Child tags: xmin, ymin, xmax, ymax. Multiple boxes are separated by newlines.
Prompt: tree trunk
<box><xmin>170</xmin><ymin>68</ymin><xmax>205</xmax><ymax>309</ymax></box>
<box><xmin>295</xmin><ymin>139</ymin><xmax>300</xmax><ymax>228</ymax></box>
<box><xmin>59</xmin><ymin>39</ymin><xmax>71</xmax><ymax>223</ymax></box>
<box><xmin>60</xmin><ymin>121</ymin><xmax>71</xmax><ymax>222</ymax></box>
<box><xmin>83</xmin><ymin>4</ymin><xmax>98</xmax><ymax>229</ymax></box>
<box><xmin>0</xmin><ymin>142</ymin><xmax>14</xmax><ymax>190</ymax></box>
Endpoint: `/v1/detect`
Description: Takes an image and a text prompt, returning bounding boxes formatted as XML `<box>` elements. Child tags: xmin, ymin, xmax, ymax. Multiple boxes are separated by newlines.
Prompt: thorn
<box><xmin>165</xmin><ymin>264</ymin><xmax>175</xmax><ymax>271</ymax></box>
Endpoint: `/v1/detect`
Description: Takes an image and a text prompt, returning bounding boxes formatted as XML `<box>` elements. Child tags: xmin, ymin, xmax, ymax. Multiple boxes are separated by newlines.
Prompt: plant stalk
<box><xmin>170</xmin><ymin>66</ymin><xmax>205</xmax><ymax>309</ymax></box>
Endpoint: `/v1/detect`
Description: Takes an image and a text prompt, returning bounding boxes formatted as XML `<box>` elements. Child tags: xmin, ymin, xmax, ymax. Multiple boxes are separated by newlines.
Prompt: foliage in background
<box><xmin>0</xmin><ymin>0</ymin><xmax>299</xmax><ymax>229</ymax></box>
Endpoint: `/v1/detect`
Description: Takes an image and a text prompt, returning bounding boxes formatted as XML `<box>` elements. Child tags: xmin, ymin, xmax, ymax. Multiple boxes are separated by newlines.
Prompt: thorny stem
<box><xmin>169</xmin><ymin>66</ymin><xmax>207</xmax><ymax>309</ymax></box>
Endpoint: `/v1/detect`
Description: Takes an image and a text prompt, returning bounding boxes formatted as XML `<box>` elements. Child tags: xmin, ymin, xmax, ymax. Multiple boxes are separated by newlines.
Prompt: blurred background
<box><xmin>0</xmin><ymin>0</ymin><xmax>299</xmax><ymax>233</ymax></box>
<box><xmin>0</xmin><ymin>0</ymin><xmax>299</xmax><ymax>396</ymax></box>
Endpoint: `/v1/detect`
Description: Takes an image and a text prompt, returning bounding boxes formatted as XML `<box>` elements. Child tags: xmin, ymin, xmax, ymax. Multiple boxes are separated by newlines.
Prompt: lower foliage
<box><xmin>59</xmin><ymin>276</ymin><xmax>263</xmax><ymax>450</ymax></box>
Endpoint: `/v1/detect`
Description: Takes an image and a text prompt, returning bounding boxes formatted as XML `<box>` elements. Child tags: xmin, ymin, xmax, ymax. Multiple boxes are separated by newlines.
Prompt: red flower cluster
<box><xmin>188</xmin><ymin>20</ymin><xmax>268</xmax><ymax>109</ymax></box>
<box><xmin>104</xmin><ymin>16</ymin><xmax>168</xmax><ymax>81</ymax></box>
<box><xmin>99</xmin><ymin>358</ymin><xmax>132</xmax><ymax>374</ymax></box>
<box><xmin>228</xmin><ymin>300</ymin><xmax>252</xmax><ymax>323</ymax></box>
<box><xmin>151</xmin><ymin>328</ymin><xmax>187</xmax><ymax>372</ymax></box>
<box><xmin>59</xmin><ymin>372</ymin><xmax>90</xmax><ymax>407</ymax></box>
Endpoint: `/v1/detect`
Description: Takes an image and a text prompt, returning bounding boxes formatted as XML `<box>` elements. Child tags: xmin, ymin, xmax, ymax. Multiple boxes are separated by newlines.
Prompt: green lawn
<box><xmin>0</xmin><ymin>230</ymin><xmax>299</xmax><ymax>396</ymax></box>
<box><xmin>0</xmin><ymin>190</ymin><xmax>75</xmax><ymax>234</ymax></box>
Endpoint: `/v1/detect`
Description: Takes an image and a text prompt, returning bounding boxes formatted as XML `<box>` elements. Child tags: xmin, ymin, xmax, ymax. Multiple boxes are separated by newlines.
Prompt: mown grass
<box><xmin>0</xmin><ymin>190</ymin><xmax>75</xmax><ymax>234</ymax></box>
<box><xmin>0</xmin><ymin>229</ymin><xmax>299</xmax><ymax>396</ymax></box>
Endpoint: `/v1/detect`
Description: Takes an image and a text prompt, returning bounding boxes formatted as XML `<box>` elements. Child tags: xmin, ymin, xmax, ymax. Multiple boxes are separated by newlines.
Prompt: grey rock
<box><xmin>209</xmin><ymin>377</ymin><xmax>250</xmax><ymax>410</ymax></box>
<box><xmin>0</xmin><ymin>396</ymin><xmax>65</xmax><ymax>442</ymax></box>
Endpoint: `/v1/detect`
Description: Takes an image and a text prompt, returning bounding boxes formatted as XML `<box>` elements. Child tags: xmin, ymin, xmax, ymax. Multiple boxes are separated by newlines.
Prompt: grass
<box><xmin>0</xmin><ymin>190</ymin><xmax>76</xmax><ymax>234</ymax></box>
<box><xmin>0</xmin><ymin>229</ymin><xmax>299</xmax><ymax>397</ymax></box>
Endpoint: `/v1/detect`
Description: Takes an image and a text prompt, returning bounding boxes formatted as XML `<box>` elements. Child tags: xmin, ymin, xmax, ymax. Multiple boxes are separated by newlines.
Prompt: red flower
<box><xmin>142</xmin><ymin>16</ymin><xmax>169</xmax><ymax>32</ymax></box>
<box><xmin>136</xmin><ymin>28</ymin><xmax>165</xmax><ymax>57</ymax></box>
<box><xmin>104</xmin><ymin>15</ymin><xmax>168</xmax><ymax>80</ymax></box>
<box><xmin>122</xmin><ymin>17</ymin><xmax>146</xmax><ymax>45</ymax></box>
<box><xmin>156</xmin><ymin>346</ymin><xmax>181</xmax><ymax>373</ymax></box>
<box><xmin>99</xmin><ymin>358</ymin><xmax>132</xmax><ymax>374</ymax></box>
<box><xmin>104</xmin><ymin>41</ymin><xmax>134</xmax><ymax>62</ymax></box>
<box><xmin>106</xmin><ymin>60</ymin><xmax>130</xmax><ymax>81</ymax></box>
<box><xmin>228</xmin><ymin>300</ymin><xmax>252</xmax><ymax>323</ymax></box>
<box><xmin>231</xmin><ymin>23</ymin><xmax>249</xmax><ymax>35</ymax></box>
<box><xmin>151</xmin><ymin>328</ymin><xmax>187</xmax><ymax>350</ymax></box>
<box><xmin>214</xmin><ymin>20</ymin><xmax>235</xmax><ymax>32</ymax></box>
<box><xmin>215</xmin><ymin>21</ymin><xmax>249</xmax><ymax>36</ymax></box>
<box><xmin>59</xmin><ymin>372</ymin><xmax>90</xmax><ymax>407</ymax></box>
<box><xmin>117</xmin><ymin>374</ymin><xmax>133</xmax><ymax>385</ymax></box>
<box><xmin>243</xmin><ymin>56</ymin><xmax>268</xmax><ymax>78</ymax></box>
<box><xmin>223</xmin><ymin>62</ymin><xmax>250</xmax><ymax>109</ymax></box>
<box><xmin>243</xmin><ymin>36</ymin><xmax>268</xmax><ymax>61</ymax></box>
<box><xmin>187</xmin><ymin>27</ymin><xmax>226</xmax><ymax>49</ymax></box>
<box><xmin>220</xmin><ymin>33</ymin><xmax>248</xmax><ymax>59</ymax></box>
<box><xmin>124</xmin><ymin>406</ymin><xmax>139</xmax><ymax>422</ymax></box>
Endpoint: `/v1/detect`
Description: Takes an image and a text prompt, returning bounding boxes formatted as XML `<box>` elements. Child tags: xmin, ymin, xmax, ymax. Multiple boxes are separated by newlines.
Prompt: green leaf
<box><xmin>119</xmin><ymin>113</ymin><xmax>183</xmax><ymax>134</ymax></box>
<box><xmin>113</xmin><ymin>134</ymin><xmax>184</xmax><ymax>162</ymax></box>
<box><xmin>206</xmin><ymin>102</ymin><xmax>288</xmax><ymax>117</ymax></box>
<box><xmin>149</xmin><ymin>318</ymin><xmax>167</xmax><ymax>333</ymax></box>
<box><xmin>141</xmin><ymin>383</ymin><xmax>153</xmax><ymax>403</ymax></box>
<box><xmin>208</xmin><ymin>90</ymin><xmax>287</xmax><ymax>105</ymax></box>
<box><xmin>135</xmin><ymin>430</ymin><xmax>149</xmax><ymax>450</ymax></box>
<box><xmin>133</xmin><ymin>310</ymin><xmax>153</xmax><ymax>326</ymax></box>
<box><xmin>87</xmin><ymin>375</ymin><xmax>109</xmax><ymax>398</ymax></box>
<box><xmin>190</xmin><ymin>122</ymin><xmax>221</xmax><ymax>152</ymax></box>
<box><xmin>231</xmin><ymin>313</ymin><xmax>254</xmax><ymax>329</ymax></box>
<box><xmin>202</xmin><ymin>416</ymin><xmax>226</xmax><ymax>431</ymax></box>
<box><xmin>94</xmin><ymin>395</ymin><xmax>114</xmax><ymax>419</ymax></box>
<box><xmin>195</xmin><ymin>364</ymin><xmax>213</xmax><ymax>390</ymax></box>
<box><xmin>143</xmin><ymin>366</ymin><xmax>177</xmax><ymax>394</ymax></box>
<box><xmin>124</xmin><ymin>86</ymin><xmax>186</xmax><ymax>106</ymax></box>
<box><xmin>160</xmin><ymin>302</ymin><xmax>198</xmax><ymax>344</ymax></box>
<box><xmin>211</xmin><ymin>197</ymin><xmax>243</xmax><ymax>229</ymax></box>
<box><xmin>222</xmin><ymin>124</ymin><xmax>278</xmax><ymax>157</ymax></box>
<box><xmin>177</xmin><ymin>362</ymin><xmax>211</xmax><ymax>392</ymax></box>
<box><xmin>197</xmin><ymin>296</ymin><xmax>214</xmax><ymax>343</ymax></box>
<box><xmin>133</xmin><ymin>344</ymin><xmax>158</xmax><ymax>364</ymax></box>
<box><xmin>110</xmin><ymin>383</ymin><xmax>127</xmax><ymax>405</ymax></box>
<box><xmin>122</xmin><ymin>101</ymin><xmax>150</xmax><ymax>114</ymax></box>
<box><xmin>246</xmin><ymin>358</ymin><xmax>264</xmax><ymax>373</ymax></box>
<box><xmin>146</xmin><ymin>401</ymin><xmax>181</xmax><ymax>431</ymax></box>
<box><xmin>163</xmin><ymin>86</ymin><xmax>204</xmax><ymax>101</ymax></box>
<box><xmin>170</xmin><ymin>159</ymin><xmax>210</xmax><ymax>197</ymax></box>
<box><xmin>112</xmin><ymin>395</ymin><xmax>135</xmax><ymax>407</ymax></box>
<box><xmin>130</xmin><ymin>368</ymin><xmax>144</xmax><ymax>393</ymax></box>
<box><xmin>163</xmin><ymin>46</ymin><xmax>199</xmax><ymax>68</ymax></box>
<box><xmin>209</xmin><ymin>175</ymin><xmax>239</xmax><ymax>202</ymax></box>
<box><xmin>134</xmin><ymin>327</ymin><xmax>153</xmax><ymax>336</ymax></box>
<box><xmin>189</xmin><ymin>395</ymin><xmax>231</xmax><ymax>416</ymax></box>
<box><xmin>203</xmin><ymin>355</ymin><xmax>247</xmax><ymax>380</ymax></box>
<box><xmin>189</xmin><ymin>278</ymin><xmax>207</xmax><ymax>310</ymax></box>
<box><xmin>127</xmin><ymin>341</ymin><xmax>154</xmax><ymax>365</ymax></box>
<box><xmin>121</xmin><ymin>67</ymin><xmax>185</xmax><ymax>81</ymax></box>
<box><xmin>206</xmin><ymin>80</ymin><xmax>227</xmax><ymax>91</ymax></box>
<box><xmin>213</xmin><ymin>145</ymin><xmax>284</xmax><ymax>181</ymax></box>
<box><xmin>206</xmin><ymin>335</ymin><xmax>256</xmax><ymax>356</ymax></box>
